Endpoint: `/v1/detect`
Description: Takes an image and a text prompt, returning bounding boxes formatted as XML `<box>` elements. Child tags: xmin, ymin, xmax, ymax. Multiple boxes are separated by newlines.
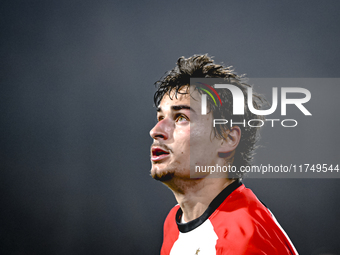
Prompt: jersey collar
<box><xmin>175</xmin><ymin>180</ymin><xmax>242</xmax><ymax>233</ymax></box>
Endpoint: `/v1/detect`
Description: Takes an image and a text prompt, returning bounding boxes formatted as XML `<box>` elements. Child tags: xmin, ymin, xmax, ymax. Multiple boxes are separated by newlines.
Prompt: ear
<box><xmin>217</xmin><ymin>126</ymin><xmax>241</xmax><ymax>155</ymax></box>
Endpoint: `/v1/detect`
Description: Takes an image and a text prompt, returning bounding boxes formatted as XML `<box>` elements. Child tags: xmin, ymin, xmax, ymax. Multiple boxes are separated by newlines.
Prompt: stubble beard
<box><xmin>151</xmin><ymin>165</ymin><xmax>174</xmax><ymax>182</ymax></box>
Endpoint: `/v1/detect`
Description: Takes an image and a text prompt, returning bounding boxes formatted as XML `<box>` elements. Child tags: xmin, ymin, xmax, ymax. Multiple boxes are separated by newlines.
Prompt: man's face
<box><xmin>149</xmin><ymin>87</ymin><xmax>224</xmax><ymax>182</ymax></box>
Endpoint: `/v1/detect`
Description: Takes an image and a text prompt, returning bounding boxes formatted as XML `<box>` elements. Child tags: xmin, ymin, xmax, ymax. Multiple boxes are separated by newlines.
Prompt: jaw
<box><xmin>151</xmin><ymin>164</ymin><xmax>174</xmax><ymax>182</ymax></box>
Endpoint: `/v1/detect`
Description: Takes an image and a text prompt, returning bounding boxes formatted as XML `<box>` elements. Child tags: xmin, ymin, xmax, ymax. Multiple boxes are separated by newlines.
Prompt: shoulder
<box><xmin>161</xmin><ymin>205</ymin><xmax>180</xmax><ymax>255</ymax></box>
<box><xmin>210</xmin><ymin>185</ymin><xmax>270</xmax><ymax>240</ymax></box>
<box><xmin>163</xmin><ymin>204</ymin><xmax>180</xmax><ymax>231</ymax></box>
<box><xmin>211</xmin><ymin>185</ymin><xmax>297</xmax><ymax>254</ymax></box>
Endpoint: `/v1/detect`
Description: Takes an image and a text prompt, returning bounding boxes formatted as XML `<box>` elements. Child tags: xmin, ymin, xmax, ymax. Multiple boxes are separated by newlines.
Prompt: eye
<box><xmin>176</xmin><ymin>114</ymin><xmax>189</xmax><ymax>123</ymax></box>
<box><xmin>157</xmin><ymin>115</ymin><xmax>164</xmax><ymax>122</ymax></box>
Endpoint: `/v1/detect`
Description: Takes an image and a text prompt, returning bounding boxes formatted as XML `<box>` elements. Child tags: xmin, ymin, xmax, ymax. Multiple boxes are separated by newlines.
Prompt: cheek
<box><xmin>174</xmin><ymin>129</ymin><xmax>190</xmax><ymax>150</ymax></box>
<box><xmin>189</xmin><ymin>132</ymin><xmax>208</xmax><ymax>155</ymax></box>
<box><xmin>189</xmin><ymin>124</ymin><xmax>217</xmax><ymax>158</ymax></box>
<box><xmin>190</xmin><ymin>124</ymin><xmax>212</xmax><ymax>144</ymax></box>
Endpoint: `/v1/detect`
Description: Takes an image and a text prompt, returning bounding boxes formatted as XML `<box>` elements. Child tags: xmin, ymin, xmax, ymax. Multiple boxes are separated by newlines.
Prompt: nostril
<box><xmin>154</xmin><ymin>133</ymin><xmax>166</xmax><ymax>139</ymax></box>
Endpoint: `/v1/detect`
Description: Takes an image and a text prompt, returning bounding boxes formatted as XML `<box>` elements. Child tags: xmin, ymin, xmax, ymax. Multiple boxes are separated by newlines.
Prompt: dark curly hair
<box><xmin>154</xmin><ymin>54</ymin><xmax>265</xmax><ymax>178</ymax></box>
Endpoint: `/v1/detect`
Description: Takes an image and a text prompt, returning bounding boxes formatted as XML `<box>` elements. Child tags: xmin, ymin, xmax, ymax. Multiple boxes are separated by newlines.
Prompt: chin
<box><xmin>151</xmin><ymin>167</ymin><xmax>174</xmax><ymax>182</ymax></box>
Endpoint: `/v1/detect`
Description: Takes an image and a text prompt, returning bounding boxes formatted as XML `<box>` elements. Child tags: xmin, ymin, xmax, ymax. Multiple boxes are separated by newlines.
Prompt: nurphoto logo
<box><xmin>195</xmin><ymin>80</ymin><xmax>312</xmax><ymax>128</ymax></box>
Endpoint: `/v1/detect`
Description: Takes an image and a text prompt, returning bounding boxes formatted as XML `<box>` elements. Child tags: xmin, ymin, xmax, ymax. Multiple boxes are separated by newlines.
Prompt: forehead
<box><xmin>158</xmin><ymin>86</ymin><xmax>201</xmax><ymax>108</ymax></box>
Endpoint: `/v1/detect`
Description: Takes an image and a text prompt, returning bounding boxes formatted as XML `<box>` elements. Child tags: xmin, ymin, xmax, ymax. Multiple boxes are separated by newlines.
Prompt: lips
<box><xmin>151</xmin><ymin>147</ymin><xmax>170</xmax><ymax>162</ymax></box>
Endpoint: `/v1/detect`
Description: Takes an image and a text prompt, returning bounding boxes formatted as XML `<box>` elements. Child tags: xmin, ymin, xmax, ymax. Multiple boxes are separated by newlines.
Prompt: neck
<box><xmin>167</xmin><ymin>177</ymin><xmax>235</xmax><ymax>222</ymax></box>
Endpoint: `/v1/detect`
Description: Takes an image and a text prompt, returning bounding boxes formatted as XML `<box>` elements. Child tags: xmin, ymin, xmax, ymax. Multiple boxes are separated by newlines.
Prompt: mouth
<box><xmin>151</xmin><ymin>147</ymin><xmax>170</xmax><ymax>162</ymax></box>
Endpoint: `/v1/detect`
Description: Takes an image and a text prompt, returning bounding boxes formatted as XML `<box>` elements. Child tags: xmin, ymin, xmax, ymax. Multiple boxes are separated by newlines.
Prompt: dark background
<box><xmin>1</xmin><ymin>0</ymin><xmax>340</xmax><ymax>254</ymax></box>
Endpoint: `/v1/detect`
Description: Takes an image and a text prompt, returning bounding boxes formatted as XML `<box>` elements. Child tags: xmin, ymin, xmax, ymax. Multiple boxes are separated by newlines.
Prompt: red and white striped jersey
<box><xmin>161</xmin><ymin>181</ymin><xmax>298</xmax><ymax>255</ymax></box>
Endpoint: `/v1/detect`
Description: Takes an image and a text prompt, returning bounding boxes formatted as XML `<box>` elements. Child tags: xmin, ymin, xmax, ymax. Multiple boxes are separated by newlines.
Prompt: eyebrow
<box><xmin>157</xmin><ymin>105</ymin><xmax>196</xmax><ymax>113</ymax></box>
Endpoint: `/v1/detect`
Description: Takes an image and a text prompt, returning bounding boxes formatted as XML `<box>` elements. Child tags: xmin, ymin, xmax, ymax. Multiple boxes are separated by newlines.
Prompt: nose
<box><xmin>150</xmin><ymin>118</ymin><xmax>171</xmax><ymax>140</ymax></box>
